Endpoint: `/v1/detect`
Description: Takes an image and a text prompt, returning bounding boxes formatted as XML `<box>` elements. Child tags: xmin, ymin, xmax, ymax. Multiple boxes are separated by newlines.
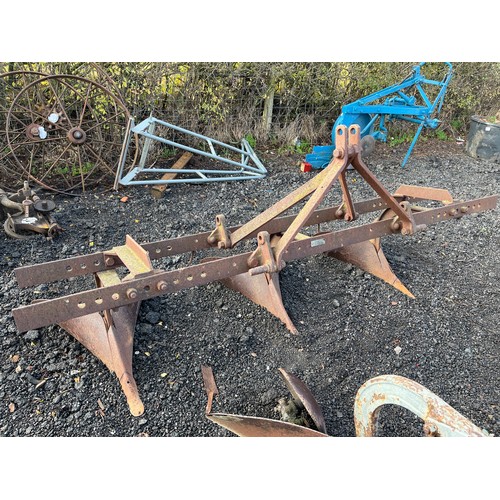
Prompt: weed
<box><xmin>54</xmin><ymin>161</ymin><xmax>94</xmax><ymax>177</ymax></box>
<box><xmin>244</xmin><ymin>133</ymin><xmax>256</xmax><ymax>148</ymax></box>
<box><xmin>435</xmin><ymin>129</ymin><xmax>448</xmax><ymax>141</ymax></box>
<box><xmin>294</xmin><ymin>139</ymin><xmax>311</xmax><ymax>154</ymax></box>
<box><xmin>276</xmin><ymin>139</ymin><xmax>312</xmax><ymax>155</ymax></box>
<box><xmin>388</xmin><ymin>133</ymin><xmax>413</xmax><ymax>147</ymax></box>
<box><xmin>160</xmin><ymin>147</ymin><xmax>177</xmax><ymax>159</ymax></box>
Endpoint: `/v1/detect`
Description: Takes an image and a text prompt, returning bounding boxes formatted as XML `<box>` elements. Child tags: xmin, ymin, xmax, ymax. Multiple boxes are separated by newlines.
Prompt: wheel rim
<box><xmin>6</xmin><ymin>74</ymin><xmax>136</xmax><ymax>194</ymax></box>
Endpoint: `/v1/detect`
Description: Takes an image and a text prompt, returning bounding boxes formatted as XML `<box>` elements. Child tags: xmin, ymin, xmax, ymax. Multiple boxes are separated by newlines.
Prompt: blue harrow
<box><xmin>302</xmin><ymin>62</ymin><xmax>453</xmax><ymax>170</ymax></box>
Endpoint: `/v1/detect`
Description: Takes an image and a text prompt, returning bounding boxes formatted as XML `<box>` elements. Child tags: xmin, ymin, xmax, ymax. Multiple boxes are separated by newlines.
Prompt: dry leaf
<box><xmin>8</xmin><ymin>402</ymin><xmax>15</xmax><ymax>413</ymax></box>
<box><xmin>10</xmin><ymin>354</ymin><xmax>19</xmax><ymax>363</ymax></box>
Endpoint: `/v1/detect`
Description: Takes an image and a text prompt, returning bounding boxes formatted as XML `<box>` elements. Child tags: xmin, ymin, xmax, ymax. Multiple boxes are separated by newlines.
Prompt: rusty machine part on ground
<box><xmin>202</xmin><ymin>367</ymin><xmax>490</xmax><ymax>437</ymax></box>
<box><xmin>1</xmin><ymin>181</ymin><xmax>62</xmax><ymax>239</ymax></box>
<box><xmin>10</xmin><ymin>125</ymin><xmax>498</xmax><ymax>416</ymax></box>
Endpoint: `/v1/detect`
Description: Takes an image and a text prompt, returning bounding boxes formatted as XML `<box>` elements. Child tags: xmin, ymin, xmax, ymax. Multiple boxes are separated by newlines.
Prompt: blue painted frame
<box><xmin>304</xmin><ymin>62</ymin><xmax>453</xmax><ymax>169</ymax></box>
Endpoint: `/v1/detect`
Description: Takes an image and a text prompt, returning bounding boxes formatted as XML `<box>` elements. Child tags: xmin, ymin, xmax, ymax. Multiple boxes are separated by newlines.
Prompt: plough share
<box><xmin>11</xmin><ymin>125</ymin><xmax>498</xmax><ymax>416</ymax></box>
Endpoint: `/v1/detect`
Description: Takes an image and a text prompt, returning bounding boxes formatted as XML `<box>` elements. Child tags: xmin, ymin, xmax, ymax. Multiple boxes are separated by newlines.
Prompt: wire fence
<box><xmin>95</xmin><ymin>61</ymin><xmax>499</xmax><ymax>147</ymax></box>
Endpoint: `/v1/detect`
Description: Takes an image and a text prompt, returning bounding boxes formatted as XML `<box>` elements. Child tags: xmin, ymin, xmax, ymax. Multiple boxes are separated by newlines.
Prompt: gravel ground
<box><xmin>0</xmin><ymin>138</ymin><xmax>498</xmax><ymax>439</ymax></box>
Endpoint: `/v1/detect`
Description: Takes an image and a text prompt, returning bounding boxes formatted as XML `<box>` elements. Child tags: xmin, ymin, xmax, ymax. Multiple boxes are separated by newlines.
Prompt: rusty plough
<box><xmin>10</xmin><ymin>125</ymin><xmax>498</xmax><ymax>416</ymax></box>
<box><xmin>202</xmin><ymin>367</ymin><xmax>490</xmax><ymax>437</ymax></box>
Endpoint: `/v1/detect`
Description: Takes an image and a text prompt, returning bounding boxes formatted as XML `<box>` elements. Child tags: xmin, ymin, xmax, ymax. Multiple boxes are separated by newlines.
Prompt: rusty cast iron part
<box><xmin>10</xmin><ymin>125</ymin><xmax>497</xmax><ymax>415</ymax></box>
<box><xmin>203</xmin><ymin>367</ymin><xmax>489</xmax><ymax>437</ymax></box>
<box><xmin>201</xmin><ymin>365</ymin><xmax>219</xmax><ymax>415</ymax></box>
<box><xmin>1</xmin><ymin>181</ymin><xmax>63</xmax><ymax>239</ymax></box>
<box><xmin>203</xmin><ymin>366</ymin><xmax>328</xmax><ymax>437</ymax></box>
<box><xmin>353</xmin><ymin>375</ymin><xmax>489</xmax><ymax>437</ymax></box>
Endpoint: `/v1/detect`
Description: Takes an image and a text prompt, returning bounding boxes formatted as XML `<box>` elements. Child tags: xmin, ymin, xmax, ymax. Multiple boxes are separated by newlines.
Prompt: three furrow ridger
<box><xmin>11</xmin><ymin>125</ymin><xmax>498</xmax><ymax>417</ymax></box>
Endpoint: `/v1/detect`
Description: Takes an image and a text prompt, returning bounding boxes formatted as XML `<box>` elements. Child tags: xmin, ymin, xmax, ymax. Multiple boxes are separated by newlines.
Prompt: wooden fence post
<box><xmin>262</xmin><ymin>71</ymin><xmax>276</xmax><ymax>135</ymax></box>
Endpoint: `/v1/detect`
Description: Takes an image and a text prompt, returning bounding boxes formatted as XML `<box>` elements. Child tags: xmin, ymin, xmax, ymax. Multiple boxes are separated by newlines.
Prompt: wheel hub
<box><xmin>25</xmin><ymin>123</ymin><xmax>47</xmax><ymax>141</ymax></box>
<box><xmin>67</xmin><ymin>127</ymin><xmax>87</xmax><ymax>145</ymax></box>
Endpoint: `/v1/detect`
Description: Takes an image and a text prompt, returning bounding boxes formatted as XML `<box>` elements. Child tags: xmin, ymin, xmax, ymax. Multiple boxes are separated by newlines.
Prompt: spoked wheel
<box><xmin>6</xmin><ymin>74</ymin><xmax>137</xmax><ymax>194</ymax></box>
<box><xmin>0</xmin><ymin>70</ymin><xmax>48</xmax><ymax>188</ymax></box>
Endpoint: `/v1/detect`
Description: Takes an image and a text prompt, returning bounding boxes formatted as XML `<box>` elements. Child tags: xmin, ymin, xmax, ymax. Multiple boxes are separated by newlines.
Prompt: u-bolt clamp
<box><xmin>247</xmin><ymin>231</ymin><xmax>281</xmax><ymax>276</ymax></box>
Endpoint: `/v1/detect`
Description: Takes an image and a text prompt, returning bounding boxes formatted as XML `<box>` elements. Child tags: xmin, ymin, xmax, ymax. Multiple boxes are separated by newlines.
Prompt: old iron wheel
<box><xmin>5</xmin><ymin>74</ymin><xmax>137</xmax><ymax>195</ymax></box>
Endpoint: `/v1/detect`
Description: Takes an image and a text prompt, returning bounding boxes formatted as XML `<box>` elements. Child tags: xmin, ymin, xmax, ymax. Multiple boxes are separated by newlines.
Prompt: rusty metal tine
<box><xmin>278</xmin><ymin>368</ymin><xmax>327</xmax><ymax>434</ymax></box>
<box><xmin>201</xmin><ymin>255</ymin><xmax>297</xmax><ymax>333</ymax></box>
<box><xmin>201</xmin><ymin>365</ymin><xmax>219</xmax><ymax>415</ymax></box>
<box><xmin>206</xmin><ymin>413</ymin><xmax>328</xmax><ymax>437</ymax></box>
<box><xmin>354</xmin><ymin>374</ymin><xmax>488</xmax><ymax>437</ymax></box>
<box><xmin>58</xmin><ymin>301</ymin><xmax>144</xmax><ymax>416</ymax></box>
<box><xmin>221</xmin><ymin>268</ymin><xmax>298</xmax><ymax>334</ymax></box>
<box><xmin>328</xmin><ymin>239</ymin><xmax>415</xmax><ymax>298</ymax></box>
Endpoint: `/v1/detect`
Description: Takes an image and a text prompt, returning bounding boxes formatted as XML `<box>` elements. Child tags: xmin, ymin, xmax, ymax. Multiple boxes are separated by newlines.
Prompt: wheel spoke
<box><xmin>84</xmin><ymin>111</ymin><xmax>123</xmax><ymax>133</ymax></box>
<box><xmin>7</xmin><ymin>135</ymin><xmax>70</xmax><ymax>148</ymax></box>
<box><xmin>26</xmin><ymin>146</ymin><xmax>36</xmax><ymax>179</ymax></box>
<box><xmin>79</xmin><ymin>82</ymin><xmax>93</xmax><ymax>127</ymax></box>
<box><xmin>6</xmin><ymin>104</ymin><xmax>40</xmax><ymax>128</ymax></box>
<box><xmin>76</xmin><ymin>146</ymin><xmax>86</xmax><ymax>193</ymax></box>
<box><xmin>86</xmin><ymin>138</ymin><xmax>123</xmax><ymax>148</ymax></box>
<box><xmin>38</xmin><ymin>142</ymin><xmax>73</xmax><ymax>182</ymax></box>
<box><xmin>82</xmin><ymin>143</ymin><xmax>116</xmax><ymax>176</ymax></box>
<box><xmin>47</xmin><ymin>79</ymin><xmax>74</xmax><ymax>129</ymax></box>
